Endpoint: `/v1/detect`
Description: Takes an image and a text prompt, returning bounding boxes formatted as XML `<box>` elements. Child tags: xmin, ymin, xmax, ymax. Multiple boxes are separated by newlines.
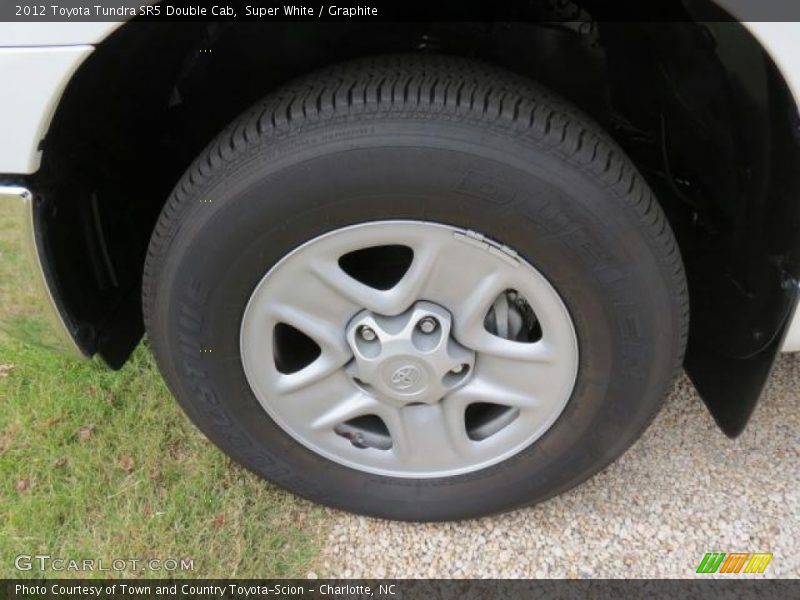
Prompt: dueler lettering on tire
<box><xmin>143</xmin><ymin>55</ymin><xmax>688</xmax><ymax>521</ymax></box>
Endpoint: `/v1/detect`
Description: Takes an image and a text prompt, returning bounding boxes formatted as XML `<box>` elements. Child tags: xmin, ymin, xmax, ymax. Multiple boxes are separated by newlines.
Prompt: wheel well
<box><xmin>33</xmin><ymin>6</ymin><xmax>800</xmax><ymax>433</ymax></box>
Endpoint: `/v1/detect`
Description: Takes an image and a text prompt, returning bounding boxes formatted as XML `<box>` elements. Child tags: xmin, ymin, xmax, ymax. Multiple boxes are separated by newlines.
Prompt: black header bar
<box><xmin>4</xmin><ymin>0</ymin><xmax>800</xmax><ymax>23</ymax></box>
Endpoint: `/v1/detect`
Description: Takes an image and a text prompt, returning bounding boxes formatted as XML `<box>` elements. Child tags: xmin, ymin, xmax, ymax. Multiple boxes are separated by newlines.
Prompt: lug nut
<box><xmin>450</xmin><ymin>364</ymin><xmax>467</xmax><ymax>374</ymax></box>
<box><xmin>418</xmin><ymin>317</ymin><xmax>438</xmax><ymax>333</ymax></box>
<box><xmin>359</xmin><ymin>326</ymin><xmax>377</xmax><ymax>341</ymax></box>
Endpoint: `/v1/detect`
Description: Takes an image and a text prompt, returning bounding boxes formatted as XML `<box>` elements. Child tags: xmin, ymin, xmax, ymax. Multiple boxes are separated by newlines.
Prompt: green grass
<box><xmin>0</xmin><ymin>336</ymin><xmax>326</xmax><ymax>579</ymax></box>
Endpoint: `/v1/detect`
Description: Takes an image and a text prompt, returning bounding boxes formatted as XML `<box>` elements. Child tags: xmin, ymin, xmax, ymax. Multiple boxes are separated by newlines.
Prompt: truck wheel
<box><xmin>143</xmin><ymin>55</ymin><xmax>688</xmax><ymax>521</ymax></box>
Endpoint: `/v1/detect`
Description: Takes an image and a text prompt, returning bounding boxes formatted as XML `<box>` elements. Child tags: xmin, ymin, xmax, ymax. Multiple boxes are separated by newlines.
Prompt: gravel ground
<box><xmin>320</xmin><ymin>353</ymin><xmax>800</xmax><ymax>578</ymax></box>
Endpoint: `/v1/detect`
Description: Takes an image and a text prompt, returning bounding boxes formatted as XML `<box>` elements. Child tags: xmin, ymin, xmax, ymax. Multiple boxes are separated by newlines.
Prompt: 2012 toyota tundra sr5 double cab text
<box><xmin>1</xmin><ymin>3</ymin><xmax>799</xmax><ymax>521</ymax></box>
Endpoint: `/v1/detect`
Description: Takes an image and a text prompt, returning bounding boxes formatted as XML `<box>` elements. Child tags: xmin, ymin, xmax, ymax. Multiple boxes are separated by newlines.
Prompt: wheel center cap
<box><xmin>345</xmin><ymin>301</ymin><xmax>474</xmax><ymax>406</ymax></box>
<box><xmin>384</xmin><ymin>359</ymin><xmax>428</xmax><ymax>394</ymax></box>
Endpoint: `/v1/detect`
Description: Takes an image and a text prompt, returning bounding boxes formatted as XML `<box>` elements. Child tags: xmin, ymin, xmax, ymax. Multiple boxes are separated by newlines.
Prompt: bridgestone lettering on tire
<box><xmin>143</xmin><ymin>55</ymin><xmax>689</xmax><ymax>521</ymax></box>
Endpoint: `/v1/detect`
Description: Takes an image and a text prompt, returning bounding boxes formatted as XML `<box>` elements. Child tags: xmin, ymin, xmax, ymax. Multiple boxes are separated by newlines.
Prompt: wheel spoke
<box><xmin>452</xmin><ymin>353</ymin><xmax>572</xmax><ymax>411</ymax></box>
<box><xmin>268</xmin><ymin>268</ymin><xmax>360</xmax><ymax>337</ymax></box>
<box><xmin>274</xmin><ymin>369</ymin><xmax>382</xmax><ymax>431</ymax></box>
<box><xmin>448</xmin><ymin>272</ymin><xmax>510</xmax><ymax>345</ymax></box>
<box><xmin>385</xmin><ymin>401</ymin><xmax>474</xmax><ymax>466</ymax></box>
<box><xmin>417</xmin><ymin>242</ymin><xmax>516</xmax><ymax>348</ymax></box>
<box><xmin>381</xmin><ymin>242</ymin><xmax>441</xmax><ymax>314</ymax></box>
<box><xmin>450</xmin><ymin>376</ymin><xmax>538</xmax><ymax>410</ymax></box>
<box><xmin>270</xmin><ymin>303</ymin><xmax>352</xmax><ymax>369</ymax></box>
<box><xmin>308</xmin><ymin>389</ymin><xmax>384</xmax><ymax>431</ymax></box>
<box><xmin>309</xmin><ymin>237</ymin><xmax>441</xmax><ymax>316</ymax></box>
<box><xmin>273</xmin><ymin>350</ymin><xmax>347</xmax><ymax>394</ymax></box>
<box><xmin>465</xmin><ymin>335</ymin><xmax>556</xmax><ymax>362</ymax></box>
<box><xmin>439</xmin><ymin>265</ymin><xmax>558</xmax><ymax>362</ymax></box>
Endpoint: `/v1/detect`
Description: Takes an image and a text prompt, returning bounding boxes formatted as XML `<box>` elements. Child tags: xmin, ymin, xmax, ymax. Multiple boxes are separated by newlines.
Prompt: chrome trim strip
<box><xmin>0</xmin><ymin>185</ymin><xmax>86</xmax><ymax>357</ymax></box>
<box><xmin>781</xmin><ymin>287</ymin><xmax>800</xmax><ymax>352</ymax></box>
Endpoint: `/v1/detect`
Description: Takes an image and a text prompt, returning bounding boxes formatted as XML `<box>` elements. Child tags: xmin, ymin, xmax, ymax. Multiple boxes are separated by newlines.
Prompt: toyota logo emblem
<box><xmin>390</xmin><ymin>365</ymin><xmax>421</xmax><ymax>390</ymax></box>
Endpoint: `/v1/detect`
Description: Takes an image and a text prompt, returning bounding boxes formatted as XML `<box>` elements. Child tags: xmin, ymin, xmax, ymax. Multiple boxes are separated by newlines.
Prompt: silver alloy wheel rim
<box><xmin>240</xmin><ymin>221</ymin><xmax>578</xmax><ymax>478</ymax></box>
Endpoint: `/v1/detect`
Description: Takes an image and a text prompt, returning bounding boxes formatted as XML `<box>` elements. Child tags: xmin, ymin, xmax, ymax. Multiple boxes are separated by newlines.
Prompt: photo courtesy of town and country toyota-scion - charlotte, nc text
<box><xmin>14</xmin><ymin>583</ymin><xmax>395</xmax><ymax>597</ymax></box>
<box><xmin>14</xmin><ymin>4</ymin><xmax>380</xmax><ymax>18</ymax></box>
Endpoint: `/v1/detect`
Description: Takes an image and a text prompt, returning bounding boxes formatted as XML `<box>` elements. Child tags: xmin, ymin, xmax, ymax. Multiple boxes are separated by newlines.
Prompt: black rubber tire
<box><xmin>143</xmin><ymin>55</ymin><xmax>688</xmax><ymax>521</ymax></box>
